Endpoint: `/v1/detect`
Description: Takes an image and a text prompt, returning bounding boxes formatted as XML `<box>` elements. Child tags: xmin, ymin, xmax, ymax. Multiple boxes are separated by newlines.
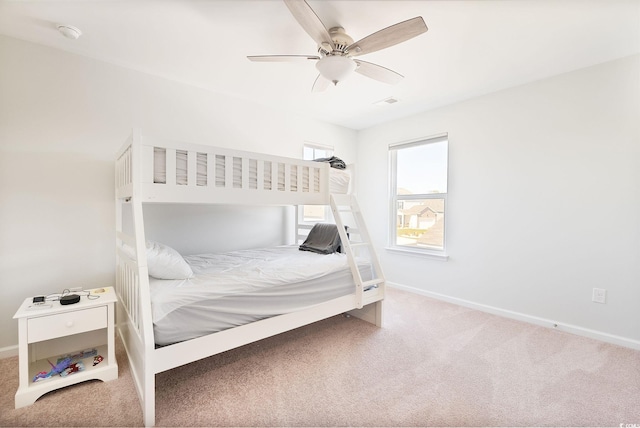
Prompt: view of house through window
<box><xmin>390</xmin><ymin>135</ymin><xmax>448</xmax><ymax>253</ymax></box>
<box><xmin>302</xmin><ymin>143</ymin><xmax>334</xmax><ymax>222</ymax></box>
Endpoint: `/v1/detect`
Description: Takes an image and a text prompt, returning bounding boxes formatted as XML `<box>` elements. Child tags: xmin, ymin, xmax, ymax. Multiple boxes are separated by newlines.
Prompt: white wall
<box><xmin>357</xmin><ymin>54</ymin><xmax>640</xmax><ymax>346</ymax></box>
<box><xmin>0</xmin><ymin>35</ymin><xmax>357</xmax><ymax>351</ymax></box>
<box><xmin>122</xmin><ymin>204</ymin><xmax>294</xmax><ymax>256</ymax></box>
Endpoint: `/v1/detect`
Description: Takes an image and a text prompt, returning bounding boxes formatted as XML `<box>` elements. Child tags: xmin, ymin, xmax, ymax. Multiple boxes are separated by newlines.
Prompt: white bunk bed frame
<box><xmin>115</xmin><ymin>129</ymin><xmax>385</xmax><ymax>426</ymax></box>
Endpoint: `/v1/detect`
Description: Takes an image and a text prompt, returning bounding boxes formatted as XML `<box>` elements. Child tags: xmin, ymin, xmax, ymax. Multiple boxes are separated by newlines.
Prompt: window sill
<box><xmin>385</xmin><ymin>246</ymin><xmax>449</xmax><ymax>261</ymax></box>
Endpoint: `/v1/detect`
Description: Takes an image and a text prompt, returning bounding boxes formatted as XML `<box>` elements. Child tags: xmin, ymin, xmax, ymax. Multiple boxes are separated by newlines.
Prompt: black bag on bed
<box><xmin>299</xmin><ymin>223</ymin><xmax>348</xmax><ymax>254</ymax></box>
<box><xmin>313</xmin><ymin>156</ymin><xmax>346</xmax><ymax>169</ymax></box>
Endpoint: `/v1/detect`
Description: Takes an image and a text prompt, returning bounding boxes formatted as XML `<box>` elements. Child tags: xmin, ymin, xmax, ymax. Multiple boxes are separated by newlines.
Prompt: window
<box><xmin>389</xmin><ymin>134</ymin><xmax>448</xmax><ymax>256</ymax></box>
<box><xmin>302</xmin><ymin>143</ymin><xmax>333</xmax><ymax>222</ymax></box>
<box><xmin>303</xmin><ymin>144</ymin><xmax>333</xmax><ymax>162</ymax></box>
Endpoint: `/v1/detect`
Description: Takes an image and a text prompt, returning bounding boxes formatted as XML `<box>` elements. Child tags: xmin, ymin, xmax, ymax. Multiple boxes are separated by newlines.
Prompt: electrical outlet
<box><xmin>592</xmin><ymin>288</ymin><xmax>606</xmax><ymax>304</ymax></box>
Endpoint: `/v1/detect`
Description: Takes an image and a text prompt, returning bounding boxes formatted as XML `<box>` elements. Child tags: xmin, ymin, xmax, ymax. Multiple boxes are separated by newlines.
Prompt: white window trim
<box><xmin>388</xmin><ymin>133</ymin><xmax>449</xmax><ymax>258</ymax></box>
<box><xmin>385</xmin><ymin>245</ymin><xmax>450</xmax><ymax>261</ymax></box>
<box><xmin>303</xmin><ymin>142</ymin><xmax>334</xmax><ymax>160</ymax></box>
<box><xmin>299</xmin><ymin>142</ymin><xmax>334</xmax><ymax>226</ymax></box>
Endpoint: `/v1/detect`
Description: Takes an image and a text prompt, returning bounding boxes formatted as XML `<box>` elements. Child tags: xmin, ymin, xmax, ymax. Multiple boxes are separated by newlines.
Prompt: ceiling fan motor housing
<box><xmin>319</xmin><ymin>27</ymin><xmax>354</xmax><ymax>56</ymax></box>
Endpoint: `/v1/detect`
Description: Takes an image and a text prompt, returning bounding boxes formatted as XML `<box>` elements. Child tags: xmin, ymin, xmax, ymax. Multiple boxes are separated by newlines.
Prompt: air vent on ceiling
<box><xmin>374</xmin><ymin>97</ymin><xmax>400</xmax><ymax>106</ymax></box>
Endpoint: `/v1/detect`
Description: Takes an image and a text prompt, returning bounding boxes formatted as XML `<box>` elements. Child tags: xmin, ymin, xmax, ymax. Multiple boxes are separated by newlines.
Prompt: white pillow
<box><xmin>123</xmin><ymin>240</ymin><xmax>193</xmax><ymax>280</ymax></box>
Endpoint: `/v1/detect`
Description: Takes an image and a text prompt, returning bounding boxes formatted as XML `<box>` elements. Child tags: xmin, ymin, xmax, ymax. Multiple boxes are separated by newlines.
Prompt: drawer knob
<box><xmin>66</xmin><ymin>321</ymin><xmax>74</xmax><ymax>328</ymax></box>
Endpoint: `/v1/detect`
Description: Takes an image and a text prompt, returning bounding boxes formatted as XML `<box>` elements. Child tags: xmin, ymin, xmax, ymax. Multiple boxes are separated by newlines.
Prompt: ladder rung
<box><xmin>349</xmin><ymin>242</ymin><xmax>368</xmax><ymax>248</ymax></box>
<box><xmin>361</xmin><ymin>278</ymin><xmax>384</xmax><ymax>288</ymax></box>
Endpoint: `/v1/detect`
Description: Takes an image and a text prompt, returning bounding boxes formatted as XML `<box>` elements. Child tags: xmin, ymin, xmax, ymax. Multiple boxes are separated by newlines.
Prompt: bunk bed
<box><xmin>115</xmin><ymin>129</ymin><xmax>385</xmax><ymax>426</ymax></box>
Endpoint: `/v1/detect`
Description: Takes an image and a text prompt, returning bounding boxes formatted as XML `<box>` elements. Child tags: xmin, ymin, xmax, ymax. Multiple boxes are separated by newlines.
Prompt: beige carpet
<box><xmin>1</xmin><ymin>287</ymin><xmax>639</xmax><ymax>427</ymax></box>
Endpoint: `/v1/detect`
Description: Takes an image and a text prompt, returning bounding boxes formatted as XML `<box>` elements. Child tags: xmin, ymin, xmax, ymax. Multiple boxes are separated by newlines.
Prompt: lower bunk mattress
<box><xmin>150</xmin><ymin>246</ymin><xmax>373</xmax><ymax>346</ymax></box>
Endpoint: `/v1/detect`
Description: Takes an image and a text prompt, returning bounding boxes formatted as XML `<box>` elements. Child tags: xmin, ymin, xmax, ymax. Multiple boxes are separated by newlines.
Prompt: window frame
<box><xmin>303</xmin><ymin>142</ymin><xmax>334</xmax><ymax>163</ymax></box>
<box><xmin>388</xmin><ymin>134</ymin><xmax>449</xmax><ymax>259</ymax></box>
<box><xmin>299</xmin><ymin>142</ymin><xmax>334</xmax><ymax>225</ymax></box>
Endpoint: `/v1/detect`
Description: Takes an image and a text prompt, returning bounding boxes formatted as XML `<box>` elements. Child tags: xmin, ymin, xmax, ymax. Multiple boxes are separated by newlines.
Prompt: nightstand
<box><xmin>13</xmin><ymin>287</ymin><xmax>118</xmax><ymax>408</ymax></box>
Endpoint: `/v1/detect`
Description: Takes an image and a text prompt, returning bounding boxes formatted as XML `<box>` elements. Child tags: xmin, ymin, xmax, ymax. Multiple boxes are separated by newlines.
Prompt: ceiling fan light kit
<box><xmin>316</xmin><ymin>56</ymin><xmax>357</xmax><ymax>85</ymax></box>
<box><xmin>248</xmin><ymin>0</ymin><xmax>428</xmax><ymax>92</ymax></box>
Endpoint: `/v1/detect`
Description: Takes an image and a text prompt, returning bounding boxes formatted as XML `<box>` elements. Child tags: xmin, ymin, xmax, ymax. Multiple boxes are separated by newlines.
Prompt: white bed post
<box><xmin>130</xmin><ymin>129</ymin><xmax>157</xmax><ymax>427</ymax></box>
<box><xmin>131</xmin><ymin>197</ymin><xmax>156</xmax><ymax>427</ymax></box>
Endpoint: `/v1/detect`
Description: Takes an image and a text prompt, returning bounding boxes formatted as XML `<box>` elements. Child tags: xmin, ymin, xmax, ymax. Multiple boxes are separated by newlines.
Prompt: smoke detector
<box><xmin>57</xmin><ymin>25</ymin><xmax>82</xmax><ymax>40</ymax></box>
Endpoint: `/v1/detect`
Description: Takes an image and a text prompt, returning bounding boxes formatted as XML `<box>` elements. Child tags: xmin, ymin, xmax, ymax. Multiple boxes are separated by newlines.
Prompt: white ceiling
<box><xmin>1</xmin><ymin>0</ymin><xmax>639</xmax><ymax>130</ymax></box>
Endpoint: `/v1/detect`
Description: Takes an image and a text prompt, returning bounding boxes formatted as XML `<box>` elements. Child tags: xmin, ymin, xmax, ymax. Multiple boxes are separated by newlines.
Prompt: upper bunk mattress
<box><xmin>150</xmin><ymin>245</ymin><xmax>372</xmax><ymax>346</ymax></box>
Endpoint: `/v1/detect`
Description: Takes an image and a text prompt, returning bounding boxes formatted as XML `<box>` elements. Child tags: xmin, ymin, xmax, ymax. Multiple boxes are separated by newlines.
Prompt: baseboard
<box><xmin>0</xmin><ymin>345</ymin><xmax>19</xmax><ymax>359</ymax></box>
<box><xmin>388</xmin><ymin>282</ymin><xmax>640</xmax><ymax>351</ymax></box>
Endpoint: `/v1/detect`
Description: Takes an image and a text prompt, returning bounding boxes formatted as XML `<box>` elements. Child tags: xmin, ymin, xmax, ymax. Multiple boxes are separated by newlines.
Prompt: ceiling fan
<box><xmin>247</xmin><ymin>0</ymin><xmax>428</xmax><ymax>92</ymax></box>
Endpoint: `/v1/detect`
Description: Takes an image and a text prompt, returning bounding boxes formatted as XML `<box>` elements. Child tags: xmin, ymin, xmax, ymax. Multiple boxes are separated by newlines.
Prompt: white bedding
<box><xmin>328</xmin><ymin>167</ymin><xmax>351</xmax><ymax>194</ymax></box>
<box><xmin>152</xmin><ymin>148</ymin><xmax>351</xmax><ymax>194</ymax></box>
<box><xmin>150</xmin><ymin>246</ymin><xmax>371</xmax><ymax>345</ymax></box>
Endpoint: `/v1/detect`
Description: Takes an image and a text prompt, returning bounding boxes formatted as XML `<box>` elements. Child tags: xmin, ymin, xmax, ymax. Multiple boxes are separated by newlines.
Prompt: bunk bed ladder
<box><xmin>330</xmin><ymin>193</ymin><xmax>385</xmax><ymax>309</ymax></box>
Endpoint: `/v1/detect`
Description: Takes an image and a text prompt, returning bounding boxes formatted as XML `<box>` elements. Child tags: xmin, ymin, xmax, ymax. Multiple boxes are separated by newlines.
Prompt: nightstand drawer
<box><xmin>27</xmin><ymin>306</ymin><xmax>107</xmax><ymax>343</ymax></box>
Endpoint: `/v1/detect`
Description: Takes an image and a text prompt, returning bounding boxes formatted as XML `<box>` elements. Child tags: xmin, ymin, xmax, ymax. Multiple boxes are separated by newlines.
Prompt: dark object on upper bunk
<box><xmin>313</xmin><ymin>156</ymin><xmax>346</xmax><ymax>169</ymax></box>
<box><xmin>299</xmin><ymin>223</ymin><xmax>348</xmax><ymax>254</ymax></box>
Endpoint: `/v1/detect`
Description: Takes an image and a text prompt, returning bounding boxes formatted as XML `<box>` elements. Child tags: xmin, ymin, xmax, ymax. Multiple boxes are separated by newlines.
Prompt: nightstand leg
<box><xmin>15</xmin><ymin>319</ymin><xmax>30</xmax><ymax>408</ymax></box>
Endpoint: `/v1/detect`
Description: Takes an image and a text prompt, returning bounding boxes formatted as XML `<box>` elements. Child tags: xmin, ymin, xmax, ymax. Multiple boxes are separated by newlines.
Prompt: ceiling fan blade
<box><xmin>354</xmin><ymin>60</ymin><xmax>403</xmax><ymax>85</ymax></box>
<box><xmin>312</xmin><ymin>74</ymin><xmax>330</xmax><ymax>92</ymax></box>
<box><xmin>247</xmin><ymin>55</ymin><xmax>320</xmax><ymax>62</ymax></box>
<box><xmin>347</xmin><ymin>16</ymin><xmax>428</xmax><ymax>57</ymax></box>
<box><xmin>283</xmin><ymin>0</ymin><xmax>335</xmax><ymax>51</ymax></box>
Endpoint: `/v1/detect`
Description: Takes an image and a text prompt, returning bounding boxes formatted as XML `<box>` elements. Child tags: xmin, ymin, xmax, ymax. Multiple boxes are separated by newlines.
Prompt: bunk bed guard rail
<box><xmin>116</xmin><ymin>130</ymin><xmax>331</xmax><ymax>206</ymax></box>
